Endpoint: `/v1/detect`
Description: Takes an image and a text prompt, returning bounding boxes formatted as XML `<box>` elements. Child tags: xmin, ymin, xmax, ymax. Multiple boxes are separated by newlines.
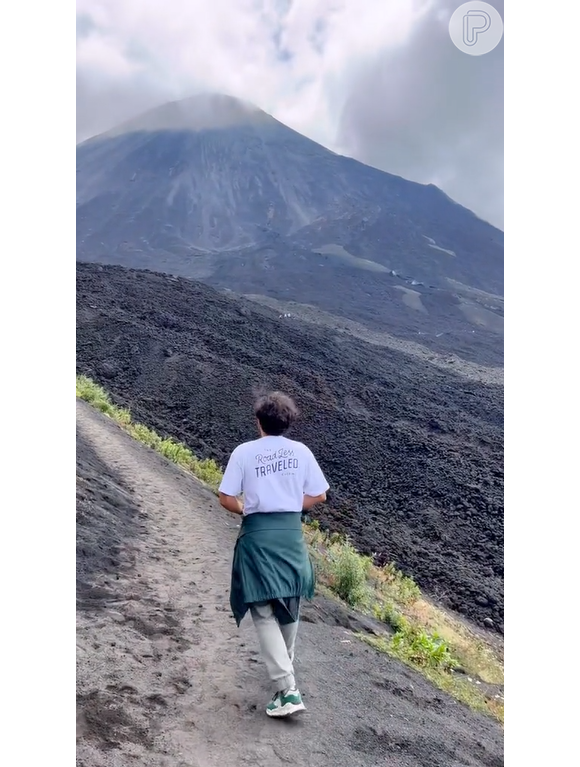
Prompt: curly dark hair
<box><xmin>254</xmin><ymin>391</ymin><xmax>299</xmax><ymax>436</ymax></box>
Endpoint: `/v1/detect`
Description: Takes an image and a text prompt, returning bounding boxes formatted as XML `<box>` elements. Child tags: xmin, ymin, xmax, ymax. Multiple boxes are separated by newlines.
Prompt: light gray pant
<box><xmin>250</xmin><ymin>601</ymin><xmax>299</xmax><ymax>692</ymax></box>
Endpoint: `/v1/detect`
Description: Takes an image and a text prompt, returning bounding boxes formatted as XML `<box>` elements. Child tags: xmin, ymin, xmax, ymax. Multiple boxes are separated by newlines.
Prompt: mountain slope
<box><xmin>77</xmin><ymin>263</ymin><xmax>504</xmax><ymax>631</ymax></box>
<box><xmin>76</xmin><ymin>94</ymin><xmax>504</xmax><ymax>364</ymax></box>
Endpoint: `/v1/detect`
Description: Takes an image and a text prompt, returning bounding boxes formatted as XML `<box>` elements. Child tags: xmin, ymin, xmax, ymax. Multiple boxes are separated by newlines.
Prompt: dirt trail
<box><xmin>76</xmin><ymin>400</ymin><xmax>503</xmax><ymax>767</ymax></box>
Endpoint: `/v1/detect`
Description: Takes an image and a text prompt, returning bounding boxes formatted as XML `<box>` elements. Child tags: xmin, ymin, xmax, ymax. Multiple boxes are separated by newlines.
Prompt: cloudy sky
<box><xmin>76</xmin><ymin>0</ymin><xmax>504</xmax><ymax>229</ymax></box>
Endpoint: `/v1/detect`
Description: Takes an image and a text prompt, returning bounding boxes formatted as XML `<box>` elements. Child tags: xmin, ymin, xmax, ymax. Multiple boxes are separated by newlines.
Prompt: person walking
<box><xmin>218</xmin><ymin>391</ymin><xmax>329</xmax><ymax>717</ymax></box>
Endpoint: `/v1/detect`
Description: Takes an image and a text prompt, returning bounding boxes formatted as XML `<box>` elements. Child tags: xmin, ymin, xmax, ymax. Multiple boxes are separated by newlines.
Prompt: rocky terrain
<box><xmin>76</xmin><ymin>399</ymin><xmax>503</xmax><ymax>766</ymax></box>
<box><xmin>76</xmin><ymin>263</ymin><xmax>504</xmax><ymax>631</ymax></box>
<box><xmin>76</xmin><ymin>93</ymin><xmax>504</xmax><ymax>366</ymax></box>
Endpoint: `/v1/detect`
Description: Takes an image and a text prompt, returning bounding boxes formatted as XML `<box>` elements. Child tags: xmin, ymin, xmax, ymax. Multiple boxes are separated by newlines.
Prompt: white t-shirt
<box><xmin>219</xmin><ymin>435</ymin><xmax>329</xmax><ymax>515</ymax></box>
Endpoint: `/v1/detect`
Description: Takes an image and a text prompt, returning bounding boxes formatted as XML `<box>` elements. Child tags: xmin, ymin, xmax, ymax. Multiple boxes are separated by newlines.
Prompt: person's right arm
<box><xmin>302</xmin><ymin>491</ymin><xmax>327</xmax><ymax>510</ymax></box>
<box><xmin>302</xmin><ymin>447</ymin><xmax>330</xmax><ymax>510</ymax></box>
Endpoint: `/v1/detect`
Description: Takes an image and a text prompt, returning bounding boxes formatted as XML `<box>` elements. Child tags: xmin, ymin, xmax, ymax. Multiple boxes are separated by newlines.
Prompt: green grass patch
<box><xmin>76</xmin><ymin>375</ymin><xmax>222</xmax><ymax>491</ymax></box>
<box><xmin>77</xmin><ymin>374</ymin><xmax>503</xmax><ymax>723</ymax></box>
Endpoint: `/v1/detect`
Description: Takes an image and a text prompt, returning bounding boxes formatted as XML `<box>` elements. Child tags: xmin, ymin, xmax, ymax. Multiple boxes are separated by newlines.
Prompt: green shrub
<box><xmin>381</xmin><ymin>562</ymin><xmax>421</xmax><ymax>606</ymax></box>
<box><xmin>128</xmin><ymin>422</ymin><xmax>162</xmax><ymax>450</ymax></box>
<box><xmin>192</xmin><ymin>457</ymin><xmax>223</xmax><ymax>491</ymax></box>
<box><xmin>373</xmin><ymin>601</ymin><xmax>408</xmax><ymax>632</ymax></box>
<box><xmin>327</xmin><ymin>540</ymin><xmax>373</xmax><ymax>607</ymax></box>
<box><xmin>391</xmin><ymin>628</ymin><xmax>458</xmax><ymax>670</ymax></box>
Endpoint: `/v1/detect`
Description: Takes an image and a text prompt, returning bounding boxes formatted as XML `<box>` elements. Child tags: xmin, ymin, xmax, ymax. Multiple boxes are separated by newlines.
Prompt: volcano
<box><xmin>76</xmin><ymin>93</ymin><xmax>504</xmax><ymax>364</ymax></box>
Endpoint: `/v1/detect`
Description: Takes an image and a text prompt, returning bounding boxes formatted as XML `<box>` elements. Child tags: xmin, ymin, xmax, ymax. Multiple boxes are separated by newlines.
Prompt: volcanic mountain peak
<box><xmin>76</xmin><ymin>93</ymin><xmax>504</xmax><ymax>364</ymax></box>
<box><xmin>96</xmin><ymin>92</ymin><xmax>275</xmax><ymax>140</ymax></box>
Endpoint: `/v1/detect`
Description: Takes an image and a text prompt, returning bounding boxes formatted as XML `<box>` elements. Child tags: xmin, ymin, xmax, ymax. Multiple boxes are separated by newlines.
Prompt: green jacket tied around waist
<box><xmin>230</xmin><ymin>512</ymin><xmax>315</xmax><ymax>626</ymax></box>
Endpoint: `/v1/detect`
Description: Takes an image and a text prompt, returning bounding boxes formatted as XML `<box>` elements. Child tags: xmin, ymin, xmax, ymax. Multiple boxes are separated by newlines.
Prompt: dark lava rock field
<box><xmin>76</xmin><ymin>262</ymin><xmax>503</xmax><ymax>631</ymax></box>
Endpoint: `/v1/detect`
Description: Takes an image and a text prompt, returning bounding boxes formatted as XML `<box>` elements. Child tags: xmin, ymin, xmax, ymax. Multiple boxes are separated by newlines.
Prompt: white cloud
<box><xmin>76</xmin><ymin>32</ymin><xmax>142</xmax><ymax>79</ymax></box>
<box><xmin>76</xmin><ymin>0</ymin><xmax>503</xmax><ymax>228</ymax></box>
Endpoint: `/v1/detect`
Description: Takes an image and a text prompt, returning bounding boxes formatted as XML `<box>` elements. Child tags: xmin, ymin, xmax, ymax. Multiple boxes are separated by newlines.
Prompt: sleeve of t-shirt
<box><xmin>303</xmin><ymin>448</ymin><xmax>330</xmax><ymax>496</ymax></box>
<box><xmin>219</xmin><ymin>446</ymin><xmax>244</xmax><ymax>496</ymax></box>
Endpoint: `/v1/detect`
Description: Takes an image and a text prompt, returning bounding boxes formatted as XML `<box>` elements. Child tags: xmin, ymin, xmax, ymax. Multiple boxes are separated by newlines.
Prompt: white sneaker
<box><xmin>265</xmin><ymin>687</ymin><xmax>306</xmax><ymax>717</ymax></box>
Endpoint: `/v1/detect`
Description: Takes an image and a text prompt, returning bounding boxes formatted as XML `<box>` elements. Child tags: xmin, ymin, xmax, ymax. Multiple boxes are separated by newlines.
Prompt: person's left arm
<box><xmin>218</xmin><ymin>447</ymin><xmax>244</xmax><ymax>515</ymax></box>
